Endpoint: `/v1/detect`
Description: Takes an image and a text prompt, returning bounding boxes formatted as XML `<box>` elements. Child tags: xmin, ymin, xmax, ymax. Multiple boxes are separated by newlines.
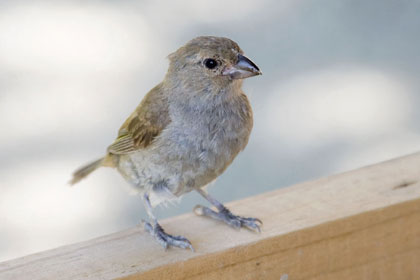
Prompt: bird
<box><xmin>70</xmin><ymin>36</ymin><xmax>262</xmax><ymax>250</ymax></box>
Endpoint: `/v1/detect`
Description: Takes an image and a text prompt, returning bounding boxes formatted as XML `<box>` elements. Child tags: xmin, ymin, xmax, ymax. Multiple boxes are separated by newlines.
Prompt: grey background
<box><xmin>1</xmin><ymin>0</ymin><xmax>420</xmax><ymax>261</ymax></box>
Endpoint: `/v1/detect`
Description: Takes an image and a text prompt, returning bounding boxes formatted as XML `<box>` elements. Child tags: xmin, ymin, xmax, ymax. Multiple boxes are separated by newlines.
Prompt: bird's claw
<box><xmin>193</xmin><ymin>205</ymin><xmax>262</xmax><ymax>232</ymax></box>
<box><xmin>143</xmin><ymin>220</ymin><xmax>194</xmax><ymax>251</ymax></box>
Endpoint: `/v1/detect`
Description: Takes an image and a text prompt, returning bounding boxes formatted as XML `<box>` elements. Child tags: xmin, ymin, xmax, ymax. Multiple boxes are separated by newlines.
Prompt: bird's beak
<box><xmin>222</xmin><ymin>54</ymin><xmax>262</xmax><ymax>79</ymax></box>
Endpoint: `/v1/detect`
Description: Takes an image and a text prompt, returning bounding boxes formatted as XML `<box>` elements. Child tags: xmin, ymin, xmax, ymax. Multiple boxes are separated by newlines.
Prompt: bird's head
<box><xmin>166</xmin><ymin>36</ymin><xmax>261</xmax><ymax>89</ymax></box>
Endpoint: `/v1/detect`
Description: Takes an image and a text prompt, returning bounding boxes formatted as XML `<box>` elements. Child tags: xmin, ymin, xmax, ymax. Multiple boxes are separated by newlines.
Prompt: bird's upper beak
<box><xmin>222</xmin><ymin>54</ymin><xmax>262</xmax><ymax>79</ymax></box>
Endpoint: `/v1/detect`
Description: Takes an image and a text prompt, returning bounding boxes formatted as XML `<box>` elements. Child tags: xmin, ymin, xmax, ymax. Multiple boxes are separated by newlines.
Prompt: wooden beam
<box><xmin>1</xmin><ymin>152</ymin><xmax>420</xmax><ymax>280</ymax></box>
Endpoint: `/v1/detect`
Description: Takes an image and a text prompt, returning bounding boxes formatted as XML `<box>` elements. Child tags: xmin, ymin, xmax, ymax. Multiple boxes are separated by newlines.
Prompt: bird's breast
<box><xmin>159</xmin><ymin>94</ymin><xmax>253</xmax><ymax>189</ymax></box>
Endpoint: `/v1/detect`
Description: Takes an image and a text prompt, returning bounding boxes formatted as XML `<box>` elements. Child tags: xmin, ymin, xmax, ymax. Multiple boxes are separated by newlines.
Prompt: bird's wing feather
<box><xmin>107</xmin><ymin>84</ymin><xmax>170</xmax><ymax>155</ymax></box>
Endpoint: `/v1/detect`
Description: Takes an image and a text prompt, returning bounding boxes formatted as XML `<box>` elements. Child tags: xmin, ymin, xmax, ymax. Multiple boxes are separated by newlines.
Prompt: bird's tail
<box><xmin>69</xmin><ymin>157</ymin><xmax>105</xmax><ymax>185</ymax></box>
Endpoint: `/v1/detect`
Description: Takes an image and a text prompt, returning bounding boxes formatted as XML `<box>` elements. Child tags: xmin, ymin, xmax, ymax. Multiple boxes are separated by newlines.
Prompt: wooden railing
<box><xmin>1</xmin><ymin>152</ymin><xmax>420</xmax><ymax>279</ymax></box>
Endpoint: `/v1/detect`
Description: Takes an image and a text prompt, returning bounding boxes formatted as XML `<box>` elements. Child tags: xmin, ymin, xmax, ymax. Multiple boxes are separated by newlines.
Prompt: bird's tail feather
<box><xmin>69</xmin><ymin>158</ymin><xmax>104</xmax><ymax>185</ymax></box>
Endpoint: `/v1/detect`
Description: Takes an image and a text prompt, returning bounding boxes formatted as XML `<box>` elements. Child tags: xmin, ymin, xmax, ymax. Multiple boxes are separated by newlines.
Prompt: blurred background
<box><xmin>1</xmin><ymin>0</ymin><xmax>420</xmax><ymax>262</ymax></box>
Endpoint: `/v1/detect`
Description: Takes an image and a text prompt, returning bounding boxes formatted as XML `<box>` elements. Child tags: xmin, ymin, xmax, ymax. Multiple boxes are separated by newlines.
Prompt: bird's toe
<box><xmin>193</xmin><ymin>205</ymin><xmax>262</xmax><ymax>232</ymax></box>
<box><xmin>144</xmin><ymin>221</ymin><xmax>194</xmax><ymax>251</ymax></box>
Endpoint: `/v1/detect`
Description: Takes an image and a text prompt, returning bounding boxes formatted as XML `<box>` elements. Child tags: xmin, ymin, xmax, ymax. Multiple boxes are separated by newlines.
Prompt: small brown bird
<box><xmin>70</xmin><ymin>36</ymin><xmax>262</xmax><ymax>250</ymax></box>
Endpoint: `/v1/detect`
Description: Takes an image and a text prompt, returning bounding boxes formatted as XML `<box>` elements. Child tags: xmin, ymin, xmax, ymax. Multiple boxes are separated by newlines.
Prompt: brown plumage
<box><xmin>108</xmin><ymin>83</ymin><xmax>170</xmax><ymax>154</ymax></box>
<box><xmin>71</xmin><ymin>36</ymin><xmax>262</xmax><ymax>250</ymax></box>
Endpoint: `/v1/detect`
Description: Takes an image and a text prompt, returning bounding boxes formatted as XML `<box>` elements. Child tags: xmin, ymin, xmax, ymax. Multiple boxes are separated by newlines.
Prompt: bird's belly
<box><xmin>163</xmin><ymin>125</ymin><xmax>249</xmax><ymax>193</ymax></box>
<box><xmin>116</xmin><ymin>119</ymin><xmax>250</xmax><ymax>201</ymax></box>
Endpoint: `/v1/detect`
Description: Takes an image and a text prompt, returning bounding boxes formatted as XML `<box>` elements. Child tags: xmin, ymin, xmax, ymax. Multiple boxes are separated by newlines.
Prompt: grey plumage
<box><xmin>71</xmin><ymin>36</ymin><xmax>261</xmax><ymax>250</ymax></box>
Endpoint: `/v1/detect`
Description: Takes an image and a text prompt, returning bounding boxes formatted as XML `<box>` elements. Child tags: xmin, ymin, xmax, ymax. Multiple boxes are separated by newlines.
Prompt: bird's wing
<box><xmin>107</xmin><ymin>84</ymin><xmax>170</xmax><ymax>155</ymax></box>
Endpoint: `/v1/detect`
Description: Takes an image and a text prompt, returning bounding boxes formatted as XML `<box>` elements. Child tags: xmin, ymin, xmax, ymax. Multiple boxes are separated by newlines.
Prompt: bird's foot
<box><xmin>143</xmin><ymin>221</ymin><xmax>194</xmax><ymax>251</ymax></box>
<box><xmin>193</xmin><ymin>205</ymin><xmax>262</xmax><ymax>232</ymax></box>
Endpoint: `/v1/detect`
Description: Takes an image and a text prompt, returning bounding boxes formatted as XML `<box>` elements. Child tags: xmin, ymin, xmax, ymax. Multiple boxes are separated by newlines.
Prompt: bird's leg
<box><xmin>142</xmin><ymin>193</ymin><xmax>194</xmax><ymax>251</ymax></box>
<box><xmin>193</xmin><ymin>188</ymin><xmax>262</xmax><ymax>232</ymax></box>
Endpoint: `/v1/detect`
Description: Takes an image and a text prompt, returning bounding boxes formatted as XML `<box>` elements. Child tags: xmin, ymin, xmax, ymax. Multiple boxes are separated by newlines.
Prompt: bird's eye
<box><xmin>204</xmin><ymin>58</ymin><xmax>218</xmax><ymax>69</ymax></box>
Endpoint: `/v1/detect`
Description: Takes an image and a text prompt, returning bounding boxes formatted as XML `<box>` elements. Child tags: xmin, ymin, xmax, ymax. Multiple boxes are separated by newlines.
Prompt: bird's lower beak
<box><xmin>222</xmin><ymin>54</ymin><xmax>262</xmax><ymax>79</ymax></box>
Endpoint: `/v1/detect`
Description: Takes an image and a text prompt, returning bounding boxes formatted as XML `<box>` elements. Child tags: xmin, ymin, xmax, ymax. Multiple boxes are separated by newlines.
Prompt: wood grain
<box><xmin>1</xmin><ymin>152</ymin><xmax>420</xmax><ymax>280</ymax></box>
